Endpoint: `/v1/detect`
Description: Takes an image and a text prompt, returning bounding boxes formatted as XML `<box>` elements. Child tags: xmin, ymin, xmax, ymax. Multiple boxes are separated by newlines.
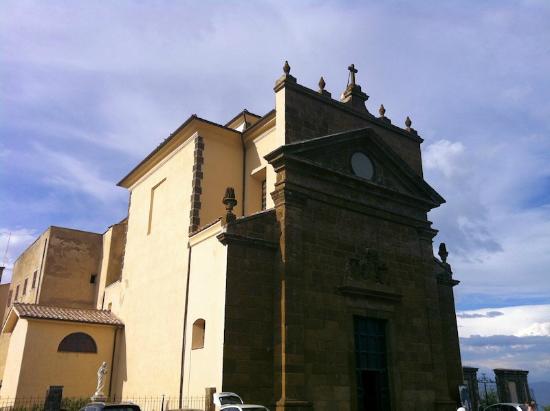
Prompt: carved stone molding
<box><xmin>346</xmin><ymin>247</ymin><xmax>388</xmax><ymax>285</ymax></box>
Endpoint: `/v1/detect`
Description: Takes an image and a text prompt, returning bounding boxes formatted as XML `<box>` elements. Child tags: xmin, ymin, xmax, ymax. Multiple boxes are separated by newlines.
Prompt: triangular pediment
<box><xmin>268</xmin><ymin>127</ymin><xmax>444</xmax><ymax>207</ymax></box>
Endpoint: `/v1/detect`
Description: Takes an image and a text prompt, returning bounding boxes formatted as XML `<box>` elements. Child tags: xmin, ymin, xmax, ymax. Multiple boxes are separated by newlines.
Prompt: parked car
<box><xmin>213</xmin><ymin>392</ymin><xmax>269</xmax><ymax>411</ymax></box>
<box><xmin>79</xmin><ymin>402</ymin><xmax>142</xmax><ymax>411</ymax></box>
<box><xmin>213</xmin><ymin>392</ymin><xmax>244</xmax><ymax>406</ymax></box>
<box><xmin>483</xmin><ymin>404</ymin><xmax>528</xmax><ymax>411</ymax></box>
<box><xmin>219</xmin><ymin>405</ymin><xmax>269</xmax><ymax>411</ymax></box>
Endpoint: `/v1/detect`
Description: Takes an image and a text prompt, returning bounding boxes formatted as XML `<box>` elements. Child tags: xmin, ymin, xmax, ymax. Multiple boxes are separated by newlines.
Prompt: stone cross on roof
<box><xmin>348</xmin><ymin>64</ymin><xmax>358</xmax><ymax>86</ymax></box>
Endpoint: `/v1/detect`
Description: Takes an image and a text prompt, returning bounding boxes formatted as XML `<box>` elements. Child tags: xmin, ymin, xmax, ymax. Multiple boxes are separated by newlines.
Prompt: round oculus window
<box><xmin>351</xmin><ymin>152</ymin><xmax>374</xmax><ymax>180</ymax></box>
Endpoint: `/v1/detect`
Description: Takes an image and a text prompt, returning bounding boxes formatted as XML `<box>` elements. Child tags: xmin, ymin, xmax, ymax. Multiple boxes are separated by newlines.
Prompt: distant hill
<box><xmin>531</xmin><ymin>381</ymin><xmax>550</xmax><ymax>407</ymax></box>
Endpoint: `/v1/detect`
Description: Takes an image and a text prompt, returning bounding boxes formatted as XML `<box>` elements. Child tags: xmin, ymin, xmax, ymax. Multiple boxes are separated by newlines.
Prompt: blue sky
<box><xmin>1</xmin><ymin>0</ymin><xmax>549</xmax><ymax>383</ymax></box>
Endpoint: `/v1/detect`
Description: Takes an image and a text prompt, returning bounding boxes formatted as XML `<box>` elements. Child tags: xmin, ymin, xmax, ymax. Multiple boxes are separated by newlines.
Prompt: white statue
<box><xmin>93</xmin><ymin>362</ymin><xmax>108</xmax><ymax>399</ymax></box>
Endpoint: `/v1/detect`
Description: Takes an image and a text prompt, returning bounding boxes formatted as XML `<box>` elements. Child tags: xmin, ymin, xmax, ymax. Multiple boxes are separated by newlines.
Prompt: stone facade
<box><xmin>1</xmin><ymin>62</ymin><xmax>463</xmax><ymax>411</ymax></box>
<box><xmin>218</xmin><ymin>96</ymin><xmax>462</xmax><ymax>409</ymax></box>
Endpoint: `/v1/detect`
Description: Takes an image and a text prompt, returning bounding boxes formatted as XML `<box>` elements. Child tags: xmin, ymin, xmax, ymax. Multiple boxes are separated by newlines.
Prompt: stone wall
<box><xmin>221</xmin><ymin>211</ymin><xmax>279</xmax><ymax>407</ymax></box>
<box><xmin>277</xmin><ymin>80</ymin><xmax>424</xmax><ymax>176</ymax></box>
<box><xmin>267</xmin><ymin>141</ymin><xmax>459</xmax><ymax>410</ymax></box>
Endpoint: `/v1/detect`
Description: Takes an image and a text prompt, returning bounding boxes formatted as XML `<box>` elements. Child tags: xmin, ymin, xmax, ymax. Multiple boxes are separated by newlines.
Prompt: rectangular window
<box><xmin>23</xmin><ymin>279</ymin><xmax>28</xmax><ymax>295</ymax></box>
<box><xmin>147</xmin><ymin>178</ymin><xmax>166</xmax><ymax>235</ymax></box>
<box><xmin>32</xmin><ymin>270</ymin><xmax>37</xmax><ymax>288</ymax></box>
<box><xmin>261</xmin><ymin>179</ymin><xmax>267</xmax><ymax>211</ymax></box>
<box><xmin>15</xmin><ymin>285</ymin><xmax>20</xmax><ymax>301</ymax></box>
<box><xmin>90</xmin><ymin>274</ymin><xmax>97</xmax><ymax>284</ymax></box>
<box><xmin>354</xmin><ymin>316</ymin><xmax>390</xmax><ymax>411</ymax></box>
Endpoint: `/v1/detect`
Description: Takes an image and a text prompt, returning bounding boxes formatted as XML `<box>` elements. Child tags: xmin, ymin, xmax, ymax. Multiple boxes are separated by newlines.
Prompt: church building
<box><xmin>0</xmin><ymin>62</ymin><xmax>463</xmax><ymax>411</ymax></box>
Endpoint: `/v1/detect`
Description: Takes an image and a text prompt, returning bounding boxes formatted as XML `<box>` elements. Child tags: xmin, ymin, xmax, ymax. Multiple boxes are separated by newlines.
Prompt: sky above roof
<box><xmin>1</xmin><ymin>0</ymin><xmax>549</xmax><ymax>383</ymax></box>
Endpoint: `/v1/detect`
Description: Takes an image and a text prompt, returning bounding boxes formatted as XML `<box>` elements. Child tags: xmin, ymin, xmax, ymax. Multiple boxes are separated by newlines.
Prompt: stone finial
<box><xmin>438</xmin><ymin>242</ymin><xmax>448</xmax><ymax>263</ymax></box>
<box><xmin>379</xmin><ymin>104</ymin><xmax>386</xmax><ymax>117</ymax></box>
<box><xmin>283</xmin><ymin>60</ymin><xmax>291</xmax><ymax>75</ymax></box>
<box><xmin>318</xmin><ymin>76</ymin><xmax>326</xmax><ymax>91</ymax></box>
<box><xmin>341</xmin><ymin>63</ymin><xmax>369</xmax><ymax>112</ymax></box>
<box><xmin>274</xmin><ymin>60</ymin><xmax>296</xmax><ymax>91</ymax></box>
<box><xmin>318</xmin><ymin>76</ymin><xmax>331</xmax><ymax>97</ymax></box>
<box><xmin>222</xmin><ymin>187</ymin><xmax>238</xmax><ymax>224</ymax></box>
<box><xmin>348</xmin><ymin>64</ymin><xmax>358</xmax><ymax>86</ymax></box>
<box><xmin>405</xmin><ymin>116</ymin><xmax>412</xmax><ymax>130</ymax></box>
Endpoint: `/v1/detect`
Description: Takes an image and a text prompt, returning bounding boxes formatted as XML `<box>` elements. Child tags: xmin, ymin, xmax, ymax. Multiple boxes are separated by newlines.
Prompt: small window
<box><xmin>7</xmin><ymin>290</ymin><xmax>12</xmax><ymax>307</ymax></box>
<box><xmin>90</xmin><ymin>274</ymin><xmax>97</xmax><ymax>284</ymax></box>
<box><xmin>261</xmin><ymin>179</ymin><xmax>267</xmax><ymax>211</ymax></box>
<box><xmin>58</xmin><ymin>332</ymin><xmax>97</xmax><ymax>353</ymax></box>
<box><xmin>32</xmin><ymin>271</ymin><xmax>37</xmax><ymax>288</ymax></box>
<box><xmin>23</xmin><ymin>279</ymin><xmax>28</xmax><ymax>296</ymax></box>
<box><xmin>192</xmin><ymin>319</ymin><xmax>205</xmax><ymax>349</ymax></box>
<box><xmin>15</xmin><ymin>285</ymin><xmax>19</xmax><ymax>301</ymax></box>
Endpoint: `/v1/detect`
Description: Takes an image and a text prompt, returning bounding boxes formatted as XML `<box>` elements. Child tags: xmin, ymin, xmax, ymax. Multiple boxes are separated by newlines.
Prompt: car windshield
<box><xmin>484</xmin><ymin>405</ymin><xmax>525</xmax><ymax>411</ymax></box>
<box><xmin>220</xmin><ymin>396</ymin><xmax>243</xmax><ymax>405</ymax></box>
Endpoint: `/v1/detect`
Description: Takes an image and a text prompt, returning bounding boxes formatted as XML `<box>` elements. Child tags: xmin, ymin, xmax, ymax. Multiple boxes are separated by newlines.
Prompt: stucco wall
<box><xmin>95</xmin><ymin>221</ymin><xmax>127</xmax><ymax>310</ymax></box>
<box><xmin>244</xmin><ymin>119</ymin><xmax>278</xmax><ymax>214</ymax></box>
<box><xmin>6</xmin><ymin>230</ymin><xmax>49</xmax><ymax>316</ymax></box>
<box><xmin>198</xmin><ymin>124</ymin><xmax>243</xmax><ymax>228</ymax></box>
<box><xmin>0</xmin><ymin>333</ymin><xmax>11</xmax><ymax>383</ymax></box>
<box><xmin>0</xmin><ymin>284</ymin><xmax>10</xmax><ymax>326</ymax></box>
<box><xmin>1</xmin><ymin>319</ymin><xmax>116</xmax><ymax>399</ymax></box>
<box><xmin>0</xmin><ymin>319</ymin><xmax>28</xmax><ymax>399</ymax></box>
<box><xmin>105</xmin><ymin>221</ymin><xmax>127</xmax><ymax>287</ymax></box>
<box><xmin>113</xmin><ymin>130</ymin><xmax>195</xmax><ymax>398</ymax></box>
<box><xmin>102</xmin><ymin>281</ymin><xmax>122</xmax><ymax>313</ymax></box>
<box><xmin>0</xmin><ymin>284</ymin><xmax>11</xmax><ymax>380</ymax></box>
<box><xmin>39</xmin><ymin>227</ymin><xmax>102</xmax><ymax>309</ymax></box>
<box><xmin>183</xmin><ymin>222</ymin><xmax>227</xmax><ymax>396</ymax></box>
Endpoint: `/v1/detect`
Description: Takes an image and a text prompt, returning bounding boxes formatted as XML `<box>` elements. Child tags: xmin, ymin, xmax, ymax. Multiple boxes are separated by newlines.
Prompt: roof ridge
<box><xmin>14</xmin><ymin>302</ymin><xmax>112</xmax><ymax>312</ymax></box>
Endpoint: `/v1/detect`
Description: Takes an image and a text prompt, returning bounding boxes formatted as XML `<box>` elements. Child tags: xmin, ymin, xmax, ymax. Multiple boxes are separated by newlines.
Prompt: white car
<box><xmin>214</xmin><ymin>392</ymin><xmax>244</xmax><ymax>407</ymax></box>
<box><xmin>483</xmin><ymin>404</ymin><xmax>528</xmax><ymax>411</ymax></box>
<box><xmin>213</xmin><ymin>392</ymin><xmax>269</xmax><ymax>411</ymax></box>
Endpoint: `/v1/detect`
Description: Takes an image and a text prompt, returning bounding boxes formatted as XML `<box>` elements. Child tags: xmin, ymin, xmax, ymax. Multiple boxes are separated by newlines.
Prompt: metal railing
<box><xmin>0</xmin><ymin>396</ymin><xmax>206</xmax><ymax>411</ymax></box>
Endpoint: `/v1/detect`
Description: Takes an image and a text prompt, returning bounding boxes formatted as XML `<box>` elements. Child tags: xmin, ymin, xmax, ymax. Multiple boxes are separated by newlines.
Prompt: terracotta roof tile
<box><xmin>13</xmin><ymin>303</ymin><xmax>123</xmax><ymax>326</ymax></box>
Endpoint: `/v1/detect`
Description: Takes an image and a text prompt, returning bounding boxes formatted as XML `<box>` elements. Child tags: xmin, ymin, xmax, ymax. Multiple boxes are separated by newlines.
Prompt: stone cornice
<box><xmin>337</xmin><ymin>284</ymin><xmax>402</xmax><ymax>302</ymax></box>
<box><xmin>216</xmin><ymin>232</ymin><xmax>278</xmax><ymax>250</ymax></box>
<box><xmin>436</xmin><ymin>273</ymin><xmax>460</xmax><ymax>287</ymax></box>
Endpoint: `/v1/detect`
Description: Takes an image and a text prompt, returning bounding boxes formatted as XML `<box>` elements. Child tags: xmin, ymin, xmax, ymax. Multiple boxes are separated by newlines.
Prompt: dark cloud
<box><xmin>462</xmin><ymin>334</ymin><xmax>550</xmax><ymax>349</ymax></box>
<box><xmin>457</xmin><ymin>311</ymin><xmax>504</xmax><ymax>319</ymax></box>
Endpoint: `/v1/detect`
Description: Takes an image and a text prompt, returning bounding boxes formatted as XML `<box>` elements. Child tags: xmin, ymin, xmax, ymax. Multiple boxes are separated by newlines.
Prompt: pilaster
<box><xmin>272</xmin><ymin>185</ymin><xmax>312</xmax><ymax>411</ymax></box>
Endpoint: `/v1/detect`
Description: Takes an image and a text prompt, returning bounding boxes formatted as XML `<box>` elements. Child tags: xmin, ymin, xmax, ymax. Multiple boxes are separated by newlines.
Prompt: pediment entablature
<box><xmin>266</xmin><ymin>127</ymin><xmax>444</xmax><ymax>209</ymax></box>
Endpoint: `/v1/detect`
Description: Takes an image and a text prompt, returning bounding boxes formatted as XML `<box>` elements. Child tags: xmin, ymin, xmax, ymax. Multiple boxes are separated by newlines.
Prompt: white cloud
<box><xmin>517</xmin><ymin>322</ymin><xmax>550</xmax><ymax>337</ymax></box>
<box><xmin>458</xmin><ymin>305</ymin><xmax>550</xmax><ymax>381</ymax></box>
<box><xmin>424</xmin><ymin>140</ymin><xmax>465</xmax><ymax>178</ymax></box>
<box><xmin>31</xmin><ymin>144</ymin><xmax>126</xmax><ymax>205</ymax></box>
<box><xmin>457</xmin><ymin>305</ymin><xmax>550</xmax><ymax>338</ymax></box>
